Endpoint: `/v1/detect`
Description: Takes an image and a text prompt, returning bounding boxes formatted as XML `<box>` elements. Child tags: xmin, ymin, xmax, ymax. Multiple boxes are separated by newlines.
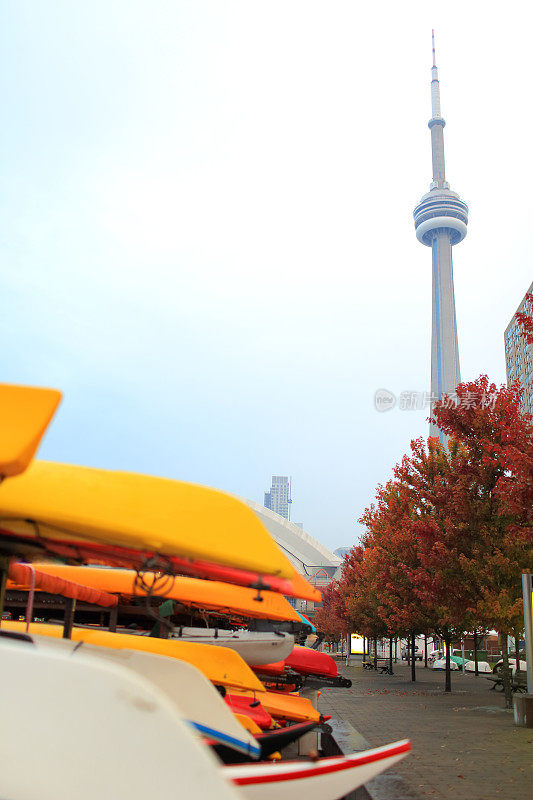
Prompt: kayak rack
<box><xmin>3</xmin><ymin>563</ymin><xmax>119</xmax><ymax>639</ymax></box>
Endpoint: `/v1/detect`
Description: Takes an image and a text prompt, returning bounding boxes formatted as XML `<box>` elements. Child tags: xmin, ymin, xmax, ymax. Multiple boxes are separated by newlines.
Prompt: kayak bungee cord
<box><xmin>133</xmin><ymin>559</ymin><xmax>177</xmax><ymax>637</ymax></box>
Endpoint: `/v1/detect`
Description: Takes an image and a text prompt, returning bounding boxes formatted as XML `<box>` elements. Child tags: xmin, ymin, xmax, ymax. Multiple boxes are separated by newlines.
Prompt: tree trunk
<box><xmin>444</xmin><ymin>633</ymin><xmax>451</xmax><ymax>692</ymax></box>
<box><xmin>473</xmin><ymin>630</ymin><xmax>479</xmax><ymax>676</ymax></box>
<box><xmin>389</xmin><ymin>636</ymin><xmax>393</xmax><ymax>675</ymax></box>
<box><xmin>394</xmin><ymin>638</ymin><xmax>397</xmax><ymax>663</ymax></box>
<box><xmin>514</xmin><ymin>630</ymin><xmax>521</xmax><ymax>674</ymax></box>
<box><xmin>411</xmin><ymin>632</ymin><xmax>416</xmax><ymax>682</ymax></box>
<box><xmin>424</xmin><ymin>634</ymin><xmax>428</xmax><ymax>668</ymax></box>
<box><xmin>501</xmin><ymin>634</ymin><xmax>513</xmax><ymax>709</ymax></box>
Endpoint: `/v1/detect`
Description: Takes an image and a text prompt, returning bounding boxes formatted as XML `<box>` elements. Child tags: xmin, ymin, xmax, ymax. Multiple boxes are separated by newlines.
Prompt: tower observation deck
<box><xmin>413</xmin><ymin>32</ymin><xmax>468</xmax><ymax>442</ymax></box>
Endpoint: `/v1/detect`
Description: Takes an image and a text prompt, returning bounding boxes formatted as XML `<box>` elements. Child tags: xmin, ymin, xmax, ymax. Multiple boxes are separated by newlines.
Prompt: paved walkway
<box><xmin>319</xmin><ymin>661</ymin><xmax>532</xmax><ymax>800</ymax></box>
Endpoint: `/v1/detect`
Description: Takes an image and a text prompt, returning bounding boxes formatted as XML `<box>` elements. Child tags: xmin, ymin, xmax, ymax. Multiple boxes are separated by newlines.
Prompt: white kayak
<box><xmin>224</xmin><ymin>739</ymin><xmax>411</xmax><ymax>800</ymax></box>
<box><xmin>0</xmin><ymin>636</ymin><xmax>240</xmax><ymax>800</ymax></box>
<box><xmin>18</xmin><ymin>631</ymin><xmax>260</xmax><ymax>759</ymax></box>
<box><xmin>171</xmin><ymin>627</ymin><xmax>294</xmax><ymax>665</ymax></box>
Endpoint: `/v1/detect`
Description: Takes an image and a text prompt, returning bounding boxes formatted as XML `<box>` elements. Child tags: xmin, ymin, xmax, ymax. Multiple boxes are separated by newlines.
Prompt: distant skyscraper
<box><xmin>264</xmin><ymin>476</ymin><xmax>292</xmax><ymax>520</ymax></box>
<box><xmin>413</xmin><ymin>32</ymin><xmax>468</xmax><ymax>442</ymax></box>
<box><xmin>334</xmin><ymin>547</ymin><xmax>352</xmax><ymax>559</ymax></box>
<box><xmin>505</xmin><ymin>281</ymin><xmax>533</xmax><ymax>417</ymax></box>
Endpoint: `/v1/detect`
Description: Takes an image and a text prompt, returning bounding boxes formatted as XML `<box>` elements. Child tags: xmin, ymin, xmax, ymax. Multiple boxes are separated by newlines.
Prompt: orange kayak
<box><xmin>26</xmin><ymin>565</ymin><xmax>301</xmax><ymax>623</ymax></box>
<box><xmin>230</xmin><ymin>689</ymin><xmax>320</xmax><ymax>724</ymax></box>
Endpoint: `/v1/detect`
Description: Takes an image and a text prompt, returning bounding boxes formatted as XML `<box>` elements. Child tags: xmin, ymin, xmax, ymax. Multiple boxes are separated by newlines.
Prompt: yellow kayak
<box><xmin>234</xmin><ymin>714</ymin><xmax>263</xmax><ymax>737</ymax></box>
<box><xmin>2</xmin><ymin>621</ymin><xmax>265</xmax><ymax>693</ymax></box>
<box><xmin>24</xmin><ymin>565</ymin><xmax>302</xmax><ymax>622</ymax></box>
<box><xmin>0</xmin><ymin>385</ymin><xmax>61</xmax><ymax>478</ymax></box>
<box><xmin>0</xmin><ymin>461</ymin><xmax>295</xmax><ymax>588</ymax></box>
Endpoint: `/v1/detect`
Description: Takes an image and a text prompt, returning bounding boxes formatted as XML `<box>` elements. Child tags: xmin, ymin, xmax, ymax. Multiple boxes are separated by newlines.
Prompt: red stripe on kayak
<box><xmin>229</xmin><ymin>740</ymin><xmax>410</xmax><ymax>786</ymax></box>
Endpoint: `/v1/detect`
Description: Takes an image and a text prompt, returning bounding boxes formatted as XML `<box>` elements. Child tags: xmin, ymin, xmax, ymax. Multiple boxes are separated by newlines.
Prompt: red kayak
<box><xmin>254</xmin><ymin>649</ymin><xmax>352</xmax><ymax>691</ymax></box>
<box><xmin>284</xmin><ymin>646</ymin><xmax>337</xmax><ymax>678</ymax></box>
<box><xmin>254</xmin><ymin>648</ymin><xmax>337</xmax><ymax>679</ymax></box>
<box><xmin>251</xmin><ymin>661</ymin><xmax>286</xmax><ymax>677</ymax></box>
<box><xmin>225</xmin><ymin>694</ymin><xmax>273</xmax><ymax>730</ymax></box>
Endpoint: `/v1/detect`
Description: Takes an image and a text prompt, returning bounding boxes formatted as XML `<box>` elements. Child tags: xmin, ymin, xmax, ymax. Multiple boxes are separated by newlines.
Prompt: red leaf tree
<box><xmin>428</xmin><ymin>377</ymin><xmax>533</xmax><ymax>703</ymax></box>
<box><xmin>314</xmin><ymin>376</ymin><xmax>532</xmax><ymax>703</ymax></box>
<box><xmin>515</xmin><ymin>292</ymin><xmax>533</xmax><ymax>345</ymax></box>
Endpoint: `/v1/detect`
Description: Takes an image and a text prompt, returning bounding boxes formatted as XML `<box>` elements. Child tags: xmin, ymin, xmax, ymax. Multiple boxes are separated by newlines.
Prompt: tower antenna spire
<box><xmin>413</xmin><ymin>33</ymin><xmax>468</xmax><ymax>444</ymax></box>
<box><xmin>430</xmin><ymin>29</ymin><xmax>442</xmax><ymax>121</ymax></box>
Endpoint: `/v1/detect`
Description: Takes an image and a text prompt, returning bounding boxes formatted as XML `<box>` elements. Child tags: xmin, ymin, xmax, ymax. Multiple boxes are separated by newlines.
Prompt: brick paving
<box><xmin>319</xmin><ymin>661</ymin><xmax>532</xmax><ymax>800</ymax></box>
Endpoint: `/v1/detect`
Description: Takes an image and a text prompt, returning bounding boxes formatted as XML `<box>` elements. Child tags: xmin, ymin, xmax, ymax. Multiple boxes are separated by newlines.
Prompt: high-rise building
<box><xmin>504</xmin><ymin>282</ymin><xmax>533</xmax><ymax>416</ymax></box>
<box><xmin>334</xmin><ymin>547</ymin><xmax>352</xmax><ymax>559</ymax></box>
<box><xmin>263</xmin><ymin>476</ymin><xmax>292</xmax><ymax>520</ymax></box>
<box><xmin>413</xmin><ymin>32</ymin><xmax>468</xmax><ymax>443</ymax></box>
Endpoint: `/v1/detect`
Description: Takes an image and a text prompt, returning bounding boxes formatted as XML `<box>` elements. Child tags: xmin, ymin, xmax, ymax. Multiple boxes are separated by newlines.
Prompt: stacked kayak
<box><xmin>229</xmin><ymin>690</ymin><xmax>322</xmax><ymax>725</ymax></box>
<box><xmin>0</xmin><ymin>383</ymin><xmax>410</xmax><ymax>799</ymax></box>
<box><xmin>0</xmin><ymin>459</ymin><xmax>297</xmax><ymax>594</ymax></box>
<box><xmin>23</xmin><ymin>564</ymin><xmax>304</xmax><ymax>623</ymax></box>
<box><xmin>170</xmin><ymin>627</ymin><xmax>295</xmax><ymax>666</ymax></box>
<box><xmin>254</xmin><ymin>645</ymin><xmax>352</xmax><ymax>690</ymax></box>
<box><xmin>2</xmin><ymin>621</ymin><xmax>265</xmax><ymax>692</ymax></box>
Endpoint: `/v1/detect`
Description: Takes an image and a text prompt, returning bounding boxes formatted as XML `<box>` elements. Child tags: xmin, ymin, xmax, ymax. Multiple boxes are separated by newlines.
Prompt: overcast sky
<box><xmin>1</xmin><ymin>2</ymin><xmax>531</xmax><ymax>552</ymax></box>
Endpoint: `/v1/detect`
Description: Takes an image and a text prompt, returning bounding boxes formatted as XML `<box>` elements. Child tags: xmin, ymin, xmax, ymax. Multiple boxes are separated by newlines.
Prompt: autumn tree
<box><xmin>340</xmin><ymin>545</ymin><xmax>391</xmax><ymax>665</ymax></box>
<box><xmin>430</xmin><ymin>376</ymin><xmax>533</xmax><ymax>705</ymax></box>
<box><xmin>358</xmin><ymin>480</ymin><xmax>441</xmax><ymax>678</ymax></box>
<box><xmin>391</xmin><ymin>437</ymin><xmax>477</xmax><ymax>689</ymax></box>
<box><xmin>315</xmin><ymin>375</ymin><xmax>532</xmax><ymax>704</ymax></box>
<box><xmin>313</xmin><ymin>579</ymin><xmax>350</xmax><ymax>642</ymax></box>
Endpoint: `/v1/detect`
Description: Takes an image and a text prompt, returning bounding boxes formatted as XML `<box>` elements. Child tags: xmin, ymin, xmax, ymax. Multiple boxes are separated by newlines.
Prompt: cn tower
<box><xmin>413</xmin><ymin>32</ymin><xmax>468</xmax><ymax>442</ymax></box>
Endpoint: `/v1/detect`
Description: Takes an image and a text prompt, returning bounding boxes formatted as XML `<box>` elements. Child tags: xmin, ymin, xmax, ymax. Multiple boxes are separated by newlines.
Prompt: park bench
<box><xmin>486</xmin><ymin>669</ymin><xmax>527</xmax><ymax>693</ymax></box>
<box><xmin>363</xmin><ymin>657</ymin><xmax>393</xmax><ymax>675</ymax></box>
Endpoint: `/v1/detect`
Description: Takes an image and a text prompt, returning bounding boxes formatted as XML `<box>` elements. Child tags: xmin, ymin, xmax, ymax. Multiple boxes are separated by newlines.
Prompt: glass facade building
<box><xmin>263</xmin><ymin>475</ymin><xmax>291</xmax><ymax>520</ymax></box>
<box><xmin>505</xmin><ymin>282</ymin><xmax>533</xmax><ymax>417</ymax></box>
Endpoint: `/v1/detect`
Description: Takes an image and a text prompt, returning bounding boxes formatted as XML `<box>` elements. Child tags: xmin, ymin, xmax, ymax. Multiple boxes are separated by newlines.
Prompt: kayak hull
<box><xmin>3</xmin><ymin>621</ymin><xmax>265</xmax><ymax>692</ymax></box>
<box><xmin>0</xmin><ymin>637</ymin><xmax>240</xmax><ymax>800</ymax></box>
<box><xmin>225</xmin><ymin>695</ymin><xmax>273</xmax><ymax>730</ymax></box>
<box><xmin>173</xmin><ymin>628</ymin><xmax>294</xmax><ymax>666</ymax></box>
<box><xmin>0</xmin><ymin>460</ymin><xmax>294</xmax><ymax>585</ymax></box>
<box><xmin>230</xmin><ymin>690</ymin><xmax>321</xmax><ymax>724</ymax></box>
<box><xmin>224</xmin><ymin>740</ymin><xmax>411</xmax><ymax>800</ymax></box>
<box><xmin>283</xmin><ymin>646</ymin><xmax>337</xmax><ymax>678</ymax></box>
<box><xmin>28</xmin><ymin>564</ymin><xmax>302</xmax><ymax>622</ymax></box>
